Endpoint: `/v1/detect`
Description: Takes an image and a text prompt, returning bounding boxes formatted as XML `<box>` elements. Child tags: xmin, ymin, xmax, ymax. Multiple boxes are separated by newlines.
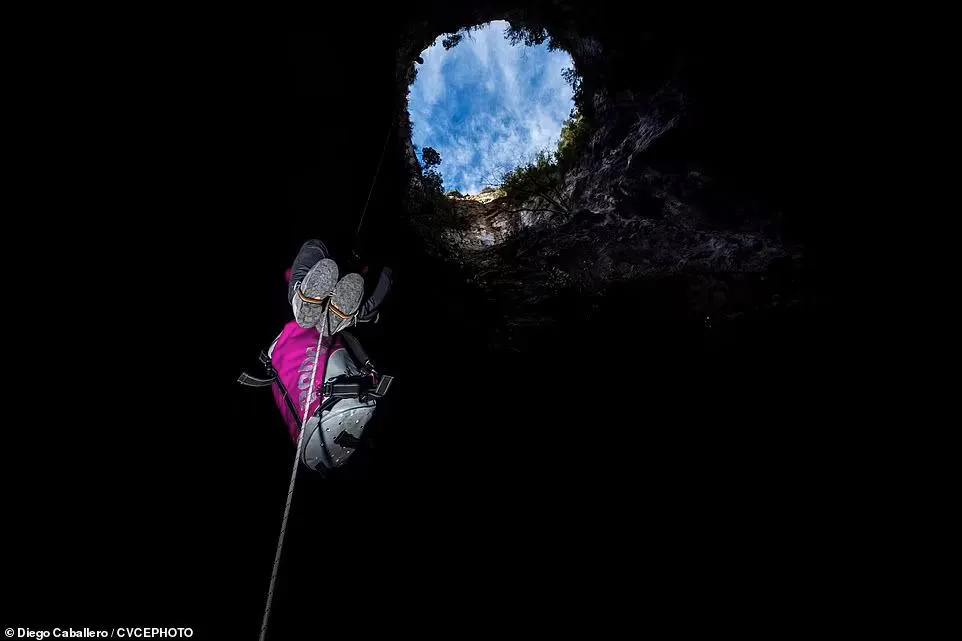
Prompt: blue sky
<box><xmin>408</xmin><ymin>21</ymin><xmax>575</xmax><ymax>195</ymax></box>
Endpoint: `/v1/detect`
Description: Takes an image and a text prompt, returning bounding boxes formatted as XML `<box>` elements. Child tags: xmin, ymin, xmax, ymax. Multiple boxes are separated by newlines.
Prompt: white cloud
<box><xmin>416</xmin><ymin>35</ymin><xmax>447</xmax><ymax>106</ymax></box>
<box><xmin>408</xmin><ymin>21</ymin><xmax>575</xmax><ymax>195</ymax></box>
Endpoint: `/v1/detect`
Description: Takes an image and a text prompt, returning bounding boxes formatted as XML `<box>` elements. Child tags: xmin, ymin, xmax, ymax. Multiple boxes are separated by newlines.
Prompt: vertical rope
<box><xmin>259</xmin><ymin>330</ymin><xmax>325</xmax><ymax>641</ymax></box>
<box><xmin>354</xmin><ymin>118</ymin><xmax>396</xmax><ymax>240</ymax></box>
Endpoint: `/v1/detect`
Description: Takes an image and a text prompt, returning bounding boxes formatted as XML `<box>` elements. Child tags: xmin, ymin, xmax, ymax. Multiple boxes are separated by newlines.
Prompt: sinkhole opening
<box><xmin>407</xmin><ymin>21</ymin><xmax>581</xmax><ymax>200</ymax></box>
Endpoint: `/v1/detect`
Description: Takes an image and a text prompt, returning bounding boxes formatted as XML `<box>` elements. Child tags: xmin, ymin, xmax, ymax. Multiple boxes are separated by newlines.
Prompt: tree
<box><xmin>441</xmin><ymin>33</ymin><xmax>464</xmax><ymax>50</ymax></box>
<box><xmin>422</xmin><ymin>147</ymin><xmax>442</xmax><ymax>169</ymax></box>
<box><xmin>420</xmin><ymin>147</ymin><xmax>444</xmax><ymax>195</ymax></box>
<box><xmin>561</xmin><ymin>67</ymin><xmax>581</xmax><ymax>93</ymax></box>
<box><xmin>555</xmin><ymin>110</ymin><xmax>588</xmax><ymax>171</ymax></box>
<box><xmin>422</xmin><ymin>171</ymin><xmax>444</xmax><ymax>194</ymax></box>
<box><xmin>503</xmin><ymin>23</ymin><xmax>549</xmax><ymax>47</ymax></box>
<box><xmin>491</xmin><ymin>150</ymin><xmax>570</xmax><ymax>228</ymax></box>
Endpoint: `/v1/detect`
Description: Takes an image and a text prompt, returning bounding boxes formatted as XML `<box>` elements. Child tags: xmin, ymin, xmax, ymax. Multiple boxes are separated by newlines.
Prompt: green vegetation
<box><xmin>413</xmin><ymin>145</ymin><xmax>468</xmax><ymax>242</ymax></box>
<box><xmin>560</xmin><ymin>66</ymin><xmax>584</xmax><ymax>111</ymax></box>
<box><xmin>555</xmin><ymin>110</ymin><xmax>589</xmax><ymax>172</ymax></box>
<box><xmin>438</xmin><ymin>24</ymin><xmax>488</xmax><ymax>51</ymax></box>
<box><xmin>501</xmin><ymin>150</ymin><xmax>559</xmax><ymax>196</ymax></box>
<box><xmin>422</xmin><ymin>146</ymin><xmax>441</xmax><ymax>169</ymax></box>
<box><xmin>441</xmin><ymin>33</ymin><xmax>464</xmax><ymax>50</ymax></box>
<box><xmin>420</xmin><ymin>146</ymin><xmax>444</xmax><ymax>195</ymax></box>
<box><xmin>504</xmin><ymin>22</ymin><xmax>550</xmax><ymax>47</ymax></box>
<box><xmin>446</xmin><ymin>190</ymin><xmax>465</xmax><ymax>198</ymax></box>
<box><xmin>496</xmin><ymin>109</ymin><xmax>590</xmax><ymax>213</ymax></box>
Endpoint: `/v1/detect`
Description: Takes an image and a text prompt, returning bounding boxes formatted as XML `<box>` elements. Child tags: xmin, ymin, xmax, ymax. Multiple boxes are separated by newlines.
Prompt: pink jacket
<box><xmin>269</xmin><ymin>269</ymin><xmax>340</xmax><ymax>443</ymax></box>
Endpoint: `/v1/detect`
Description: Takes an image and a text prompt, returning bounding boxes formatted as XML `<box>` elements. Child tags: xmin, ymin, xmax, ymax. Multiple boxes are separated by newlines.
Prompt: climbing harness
<box><xmin>249</xmin><ymin>115</ymin><xmax>396</xmax><ymax>641</ymax></box>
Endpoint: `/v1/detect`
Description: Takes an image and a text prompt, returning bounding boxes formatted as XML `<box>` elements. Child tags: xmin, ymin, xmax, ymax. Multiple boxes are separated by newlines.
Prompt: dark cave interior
<box><xmin>245</xmin><ymin>5</ymin><xmax>831</xmax><ymax>636</ymax></box>
<box><xmin>10</xmin><ymin>3</ymin><xmax>841</xmax><ymax>635</ymax></box>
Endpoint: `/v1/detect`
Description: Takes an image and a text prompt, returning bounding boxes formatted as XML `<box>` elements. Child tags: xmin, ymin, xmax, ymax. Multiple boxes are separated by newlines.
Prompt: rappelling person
<box><xmin>238</xmin><ymin>239</ymin><xmax>394</xmax><ymax>475</ymax></box>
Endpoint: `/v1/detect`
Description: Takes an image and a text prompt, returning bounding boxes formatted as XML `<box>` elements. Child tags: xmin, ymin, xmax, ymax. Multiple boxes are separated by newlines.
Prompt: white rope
<box><xmin>259</xmin><ymin>329</ymin><xmax>325</xmax><ymax>641</ymax></box>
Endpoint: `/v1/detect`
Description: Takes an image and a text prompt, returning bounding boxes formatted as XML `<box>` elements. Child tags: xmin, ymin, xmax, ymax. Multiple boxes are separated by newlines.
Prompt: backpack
<box><xmin>238</xmin><ymin>321</ymin><xmax>393</xmax><ymax>475</ymax></box>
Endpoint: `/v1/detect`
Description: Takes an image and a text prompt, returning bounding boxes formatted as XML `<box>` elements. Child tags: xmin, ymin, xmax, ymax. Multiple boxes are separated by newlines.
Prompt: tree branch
<box><xmin>503</xmin><ymin>187</ymin><xmax>569</xmax><ymax>214</ymax></box>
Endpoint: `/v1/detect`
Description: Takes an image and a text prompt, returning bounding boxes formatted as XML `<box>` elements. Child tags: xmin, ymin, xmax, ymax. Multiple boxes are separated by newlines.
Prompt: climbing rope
<box><xmin>354</xmin><ymin>117</ymin><xmax>397</xmax><ymax>242</ymax></box>
<box><xmin>259</xmin><ymin>116</ymin><xmax>395</xmax><ymax>641</ymax></box>
<box><xmin>259</xmin><ymin>330</ymin><xmax>323</xmax><ymax>641</ymax></box>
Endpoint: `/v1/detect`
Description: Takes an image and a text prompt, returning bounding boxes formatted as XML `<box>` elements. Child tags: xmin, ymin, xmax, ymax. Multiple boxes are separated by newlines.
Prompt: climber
<box><xmin>238</xmin><ymin>238</ymin><xmax>394</xmax><ymax>473</ymax></box>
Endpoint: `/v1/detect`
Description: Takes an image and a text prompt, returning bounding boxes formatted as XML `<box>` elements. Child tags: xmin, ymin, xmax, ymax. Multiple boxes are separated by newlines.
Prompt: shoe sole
<box><xmin>294</xmin><ymin>258</ymin><xmax>338</xmax><ymax>328</ymax></box>
<box><xmin>322</xmin><ymin>273</ymin><xmax>365</xmax><ymax>336</ymax></box>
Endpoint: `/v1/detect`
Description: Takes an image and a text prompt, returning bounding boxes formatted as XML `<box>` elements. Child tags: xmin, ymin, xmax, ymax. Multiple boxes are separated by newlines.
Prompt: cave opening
<box><xmin>407</xmin><ymin>21</ymin><xmax>577</xmax><ymax>200</ymax></box>
<box><xmin>399</xmin><ymin>18</ymin><xmax>596</xmax><ymax>255</ymax></box>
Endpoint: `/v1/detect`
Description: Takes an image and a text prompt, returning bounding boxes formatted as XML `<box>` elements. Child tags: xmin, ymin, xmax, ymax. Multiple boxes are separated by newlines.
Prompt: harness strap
<box><xmin>258</xmin><ymin>350</ymin><xmax>274</xmax><ymax>370</ymax></box>
<box><xmin>238</xmin><ymin>350</ymin><xmax>280</xmax><ymax>387</ymax></box>
<box><xmin>237</xmin><ymin>373</ymin><xmax>276</xmax><ymax>387</ymax></box>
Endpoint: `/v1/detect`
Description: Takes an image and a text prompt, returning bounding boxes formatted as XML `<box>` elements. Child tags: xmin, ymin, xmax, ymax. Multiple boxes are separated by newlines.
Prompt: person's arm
<box><xmin>358</xmin><ymin>266</ymin><xmax>393</xmax><ymax>320</ymax></box>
